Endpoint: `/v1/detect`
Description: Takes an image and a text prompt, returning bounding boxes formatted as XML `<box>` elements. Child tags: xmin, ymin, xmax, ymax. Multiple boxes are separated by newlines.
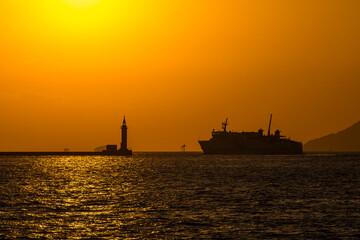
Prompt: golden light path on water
<box><xmin>0</xmin><ymin>153</ymin><xmax>360</xmax><ymax>238</ymax></box>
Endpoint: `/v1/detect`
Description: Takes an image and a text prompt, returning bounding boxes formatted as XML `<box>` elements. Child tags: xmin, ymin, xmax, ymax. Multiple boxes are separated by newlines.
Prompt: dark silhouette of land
<box><xmin>0</xmin><ymin>152</ymin><xmax>131</xmax><ymax>156</ymax></box>
<box><xmin>0</xmin><ymin>116</ymin><xmax>132</xmax><ymax>156</ymax></box>
<box><xmin>94</xmin><ymin>145</ymin><xmax>107</xmax><ymax>152</ymax></box>
<box><xmin>304</xmin><ymin>121</ymin><xmax>360</xmax><ymax>152</ymax></box>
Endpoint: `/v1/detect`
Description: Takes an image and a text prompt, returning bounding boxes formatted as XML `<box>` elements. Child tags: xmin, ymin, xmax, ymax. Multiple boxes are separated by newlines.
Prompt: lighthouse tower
<box><xmin>119</xmin><ymin>116</ymin><xmax>132</xmax><ymax>155</ymax></box>
<box><xmin>121</xmin><ymin>116</ymin><xmax>127</xmax><ymax>150</ymax></box>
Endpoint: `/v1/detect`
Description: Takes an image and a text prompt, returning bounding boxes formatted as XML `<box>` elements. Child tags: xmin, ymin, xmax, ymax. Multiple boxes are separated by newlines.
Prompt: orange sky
<box><xmin>1</xmin><ymin>0</ymin><xmax>360</xmax><ymax>151</ymax></box>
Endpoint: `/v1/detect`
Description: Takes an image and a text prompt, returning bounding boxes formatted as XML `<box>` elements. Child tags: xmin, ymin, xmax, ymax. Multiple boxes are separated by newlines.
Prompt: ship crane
<box><xmin>181</xmin><ymin>144</ymin><xmax>186</xmax><ymax>152</ymax></box>
<box><xmin>222</xmin><ymin>118</ymin><xmax>229</xmax><ymax>132</ymax></box>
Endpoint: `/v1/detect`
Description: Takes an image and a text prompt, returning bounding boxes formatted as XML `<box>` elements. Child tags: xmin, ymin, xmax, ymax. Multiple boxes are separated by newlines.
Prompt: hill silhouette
<box><xmin>94</xmin><ymin>145</ymin><xmax>106</xmax><ymax>152</ymax></box>
<box><xmin>304</xmin><ymin>121</ymin><xmax>360</xmax><ymax>152</ymax></box>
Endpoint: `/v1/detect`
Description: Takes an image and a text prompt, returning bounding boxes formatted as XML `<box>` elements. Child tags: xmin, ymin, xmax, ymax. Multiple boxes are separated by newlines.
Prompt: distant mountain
<box><xmin>304</xmin><ymin>121</ymin><xmax>360</xmax><ymax>152</ymax></box>
<box><xmin>94</xmin><ymin>145</ymin><xmax>106</xmax><ymax>152</ymax></box>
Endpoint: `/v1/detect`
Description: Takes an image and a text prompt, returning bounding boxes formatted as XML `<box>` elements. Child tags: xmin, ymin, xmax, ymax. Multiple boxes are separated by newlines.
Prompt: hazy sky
<box><xmin>1</xmin><ymin>0</ymin><xmax>360</xmax><ymax>151</ymax></box>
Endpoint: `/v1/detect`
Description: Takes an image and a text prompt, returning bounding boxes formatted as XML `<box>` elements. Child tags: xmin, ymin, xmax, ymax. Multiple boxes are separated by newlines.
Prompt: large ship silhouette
<box><xmin>199</xmin><ymin>115</ymin><xmax>302</xmax><ymax>154</ymax></box>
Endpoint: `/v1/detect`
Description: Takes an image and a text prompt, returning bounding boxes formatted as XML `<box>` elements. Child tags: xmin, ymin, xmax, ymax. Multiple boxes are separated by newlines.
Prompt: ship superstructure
<box><xmin>199</xmin><ymin>115</ymin><xmax>302</xmax><ymax>154</ymax></box>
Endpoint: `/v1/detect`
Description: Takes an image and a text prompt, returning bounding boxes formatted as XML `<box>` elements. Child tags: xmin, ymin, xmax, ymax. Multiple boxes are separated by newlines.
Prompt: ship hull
<box><xmin>199</xmin><ymin>139</ymin><xmax>303</xmax><ymax>155</ymax></box>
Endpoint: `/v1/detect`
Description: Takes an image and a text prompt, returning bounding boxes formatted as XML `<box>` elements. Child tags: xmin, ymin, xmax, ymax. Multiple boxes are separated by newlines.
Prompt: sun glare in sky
<box><xmin>63</xmin><ymin>0</ymin><xmax>101</xmax><ymax>8</ymax></box>
<box><xmin>1</xmin><ymin>0</ymin><xmax>360</xmax><ymax>151</ymax></box>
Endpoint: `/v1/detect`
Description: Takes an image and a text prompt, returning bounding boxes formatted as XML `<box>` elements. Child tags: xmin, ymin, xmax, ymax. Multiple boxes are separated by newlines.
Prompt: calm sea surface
<box><xmin>0</xmin><ymin>153</ymin><xmax>360</xmax><ymax>239</ymax></box>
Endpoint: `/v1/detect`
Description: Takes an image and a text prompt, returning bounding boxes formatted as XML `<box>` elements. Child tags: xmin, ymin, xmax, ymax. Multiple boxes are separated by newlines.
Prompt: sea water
<box><xmin>0</xmin><ymin>153</ymin><xmax>359</xmax><ymax>239</ymax></box>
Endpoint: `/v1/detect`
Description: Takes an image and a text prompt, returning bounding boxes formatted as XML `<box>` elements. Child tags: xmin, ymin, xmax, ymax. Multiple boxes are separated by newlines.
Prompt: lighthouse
<box><xmin>119</xmin><ymin>116</ymin><xmax>132</xmax><ymax>155</ymax></box>
<box><xmin>121</xmin><ymin>116</ymin><xmax>127</xmax><ymax>150</ymax></box>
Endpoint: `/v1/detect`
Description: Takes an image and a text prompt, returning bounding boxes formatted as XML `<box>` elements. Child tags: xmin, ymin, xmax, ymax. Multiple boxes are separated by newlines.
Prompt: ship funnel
<box><xmin>267</xmin><ymin>114</ymin><xmax>272</xmax><ymax>136</ymax></box>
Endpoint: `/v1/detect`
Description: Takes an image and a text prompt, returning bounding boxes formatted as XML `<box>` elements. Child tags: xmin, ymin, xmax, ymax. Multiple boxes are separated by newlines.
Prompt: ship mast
<box><xmin>222</xmin><ymin>118</ymin><xmax>229</xmax><ymax>132</ymax></box>
<box><xmin>267</xmin><ymin>114</ymin><xmax>272</xmax><ymax>136</ymax></box>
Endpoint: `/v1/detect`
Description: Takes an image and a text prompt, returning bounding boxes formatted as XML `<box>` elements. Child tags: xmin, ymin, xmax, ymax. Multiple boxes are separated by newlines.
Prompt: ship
<box><xmin>198</xmin><ymin>115</ymin><xmax>302</xmax><ymax>154</ymax></box>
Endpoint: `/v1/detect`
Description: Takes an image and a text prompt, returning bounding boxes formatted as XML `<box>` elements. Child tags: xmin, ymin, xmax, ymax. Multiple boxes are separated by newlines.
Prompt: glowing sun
<box><xmin>63</xmin><ymin>0</ymin><xmax>101</xmax><ymax>8</ymax></box>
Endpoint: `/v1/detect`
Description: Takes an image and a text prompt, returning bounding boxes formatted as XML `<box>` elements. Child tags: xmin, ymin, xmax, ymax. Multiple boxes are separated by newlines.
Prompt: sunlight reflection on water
<box><xmin>0</xmin><ymin>153</ymin><xmax>360</xmax><ymax>239</ymax></box>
